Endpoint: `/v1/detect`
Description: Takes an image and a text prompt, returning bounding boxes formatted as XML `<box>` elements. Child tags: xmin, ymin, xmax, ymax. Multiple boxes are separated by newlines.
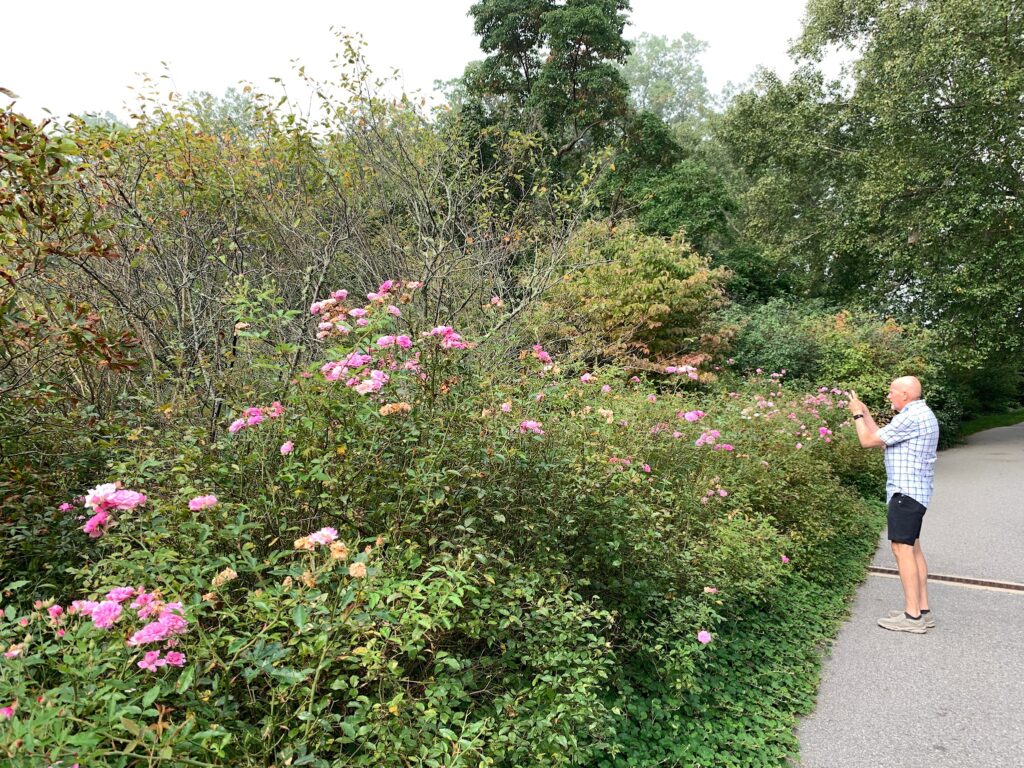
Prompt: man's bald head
<box><xmin>888</xmin><ymin>376</ymin><xmax>922</xmax><ymax>411</ymax></box>
<box><xmin>892</xmin><ymin>376</ymin><xmax>922</xmax><ymax>399</ymax></box>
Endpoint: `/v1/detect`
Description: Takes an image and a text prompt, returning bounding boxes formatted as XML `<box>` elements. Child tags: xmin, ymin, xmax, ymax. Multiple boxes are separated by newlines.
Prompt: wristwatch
<box><xmin>853</xmin><ymin>414</ymin><xmax>864</xmax><ymax>420</ymax></box>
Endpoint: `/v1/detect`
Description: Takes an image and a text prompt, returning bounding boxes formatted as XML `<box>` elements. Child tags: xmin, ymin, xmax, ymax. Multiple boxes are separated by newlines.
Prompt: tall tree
<box><xmin>620</xmin><ymin>32</ymin><xmax>711</xmax><ymax>129</ymax></box>
<box><xmin>465</xmin><ymin>0</ymin><xmax>633</xmax><ymax>169</ymax></box>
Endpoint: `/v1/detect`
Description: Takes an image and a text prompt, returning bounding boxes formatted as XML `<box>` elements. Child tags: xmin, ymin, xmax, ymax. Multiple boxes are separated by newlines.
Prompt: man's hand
<box><xmin>848</xmin><ymin>390</ymin><xmax>885</xmax><ymax>447</ymax></box>
<box><xmin>847</xmin><ymin>390</ymin><xmax>865</xmax><ymax>416</ymax></box>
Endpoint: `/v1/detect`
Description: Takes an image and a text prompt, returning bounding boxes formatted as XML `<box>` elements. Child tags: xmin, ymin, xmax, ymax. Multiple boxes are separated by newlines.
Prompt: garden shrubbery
<box><xmin>1</xmin><ymin>279</ymin><xmax>886</xmax><ymax>767</ymax></box>
<box><xmin>723</xmin><ymin>299</ymin><xmax>970</xmax><ymax>445</ymax></box>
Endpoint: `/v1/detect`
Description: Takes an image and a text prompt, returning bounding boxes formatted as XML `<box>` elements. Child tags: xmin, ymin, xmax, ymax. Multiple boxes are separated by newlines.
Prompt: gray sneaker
<box><xmin>878</xmin><ymin>612</ymin><xmax>928</xmax><ymax>633</ymax></box>
<box><xmin>887</xmin><ymin>610</ymin><xmax>936</xmax><ymax>628</ymax></box>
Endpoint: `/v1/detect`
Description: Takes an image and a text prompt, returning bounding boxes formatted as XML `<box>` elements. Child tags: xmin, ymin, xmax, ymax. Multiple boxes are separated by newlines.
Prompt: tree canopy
<box><xmin>721</xmin><ymin>0</ymin><xmax>1024</xmax><ymax>364</ymax></box>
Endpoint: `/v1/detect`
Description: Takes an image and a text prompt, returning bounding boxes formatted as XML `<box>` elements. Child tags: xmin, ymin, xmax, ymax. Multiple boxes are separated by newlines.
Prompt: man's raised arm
<box><xmin>848</xmin><ymin>390</ymin><xmax>886</xmax><ymax>448</ymax></box>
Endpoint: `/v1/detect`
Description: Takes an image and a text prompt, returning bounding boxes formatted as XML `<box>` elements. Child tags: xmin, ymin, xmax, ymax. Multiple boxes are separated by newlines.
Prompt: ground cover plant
<box><xmin>1</xmin><ymin>278</ymin><xmax>887</xmax><ymax>767</ymax></box>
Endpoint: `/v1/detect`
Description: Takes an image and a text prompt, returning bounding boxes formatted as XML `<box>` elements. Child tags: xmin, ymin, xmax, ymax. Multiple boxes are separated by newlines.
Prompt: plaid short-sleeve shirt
<box><xmin>876</xmin><ymin>399</ymin><xmax>939</xmax><ymax>506</ymax></box>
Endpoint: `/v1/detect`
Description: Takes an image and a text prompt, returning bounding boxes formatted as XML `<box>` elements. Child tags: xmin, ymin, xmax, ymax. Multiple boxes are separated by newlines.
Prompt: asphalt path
<box><xmin>796</xmin><ymin>421</ymin><xmax>1024</xmax><ymax>767</ymax></box>
<box><xmin>871</xmin><ymin>421</ymin><xmax>1024</xmax><ymax>583</ymax></box>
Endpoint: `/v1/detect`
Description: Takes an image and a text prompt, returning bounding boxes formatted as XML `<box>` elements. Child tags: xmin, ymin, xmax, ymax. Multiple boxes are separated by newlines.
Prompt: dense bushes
<box><xmin>723</xmin><ymin>299</ymin><xmax>969</xmax><ymax>445</ymax></box>
<box><xmin>535</xmin><ymin>220</ymin><xmax>730</xmax><ymax>365</ymax></box>
<box><xmin>1</xmin><ymin>279</ymin><xmax>886</xmax><ymax>766</ymax></box>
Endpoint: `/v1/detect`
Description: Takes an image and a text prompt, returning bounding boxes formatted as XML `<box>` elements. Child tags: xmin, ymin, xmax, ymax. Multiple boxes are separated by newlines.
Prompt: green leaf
<box><xmin>292</xmin><ymin>603</ymin><xmax>307</xmax><ymax>630</ymax></box>
<box><xmin>177</xmin><ymin>664</ymin><xmax>195</xmax><ymax>693</ymax></box>
<box><xmin>142</xmin><ymin>683</ymin><xmax>161</xmax><ymax>707</ymax></box>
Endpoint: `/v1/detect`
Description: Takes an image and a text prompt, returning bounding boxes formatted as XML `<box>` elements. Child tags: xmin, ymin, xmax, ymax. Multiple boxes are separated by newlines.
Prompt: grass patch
<box><xmin>959</xmin><ymin>408</ymin><xmax>1024</xmax><ymax>438</ymax></box>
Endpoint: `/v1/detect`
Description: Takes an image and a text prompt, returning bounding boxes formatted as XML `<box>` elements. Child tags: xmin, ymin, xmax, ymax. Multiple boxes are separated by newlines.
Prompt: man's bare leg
<box><xmin>891</xmin><ymin>541</ymin><xmax>921</xmax><ymax>615</ymax></box>
<box><xmin>913</xmin><ymin>539</ymin><xmax>929</xmax><ymax>612</ymax></box>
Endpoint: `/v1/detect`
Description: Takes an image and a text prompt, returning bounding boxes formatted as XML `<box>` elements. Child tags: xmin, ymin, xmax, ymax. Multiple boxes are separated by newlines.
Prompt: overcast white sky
<box><xmin>2</xmin><ymin>0</ymin><xmax>814</xmax><ymax>121</ymax></box>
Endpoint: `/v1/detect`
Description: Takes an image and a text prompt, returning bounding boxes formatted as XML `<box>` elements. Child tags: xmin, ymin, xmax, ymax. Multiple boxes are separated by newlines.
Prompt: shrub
<box><xmin>534</xmin><ymin>220</ymin><xmax>730</xmax><ymax>366</ymax></box>
<box><xmin>1</xmin><ymin>281</ymin><xmax>885</xmax><ymax>767</ymax></box>
<box><xmin>723</xmin><ymin>299</ymin><xmax>966</xmax><ymax>445</ymax></box>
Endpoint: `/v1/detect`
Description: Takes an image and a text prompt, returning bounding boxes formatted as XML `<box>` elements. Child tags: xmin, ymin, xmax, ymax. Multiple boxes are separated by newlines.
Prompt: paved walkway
<box><xmin>796</xmin><ymin>421</ymin><xmax>1024</xmax><ymax>767</ymax></box>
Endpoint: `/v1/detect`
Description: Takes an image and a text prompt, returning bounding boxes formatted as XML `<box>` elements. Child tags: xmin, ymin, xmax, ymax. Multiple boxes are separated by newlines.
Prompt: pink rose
<box><xmin>188</xmin><ymin>495</ymin><xmax>218</xmax><ymax>511</ymax></box>
<box><xmin>137</xmin><ymin>650</ymin><xmax>166</xmax><ymax>671</ymax></box>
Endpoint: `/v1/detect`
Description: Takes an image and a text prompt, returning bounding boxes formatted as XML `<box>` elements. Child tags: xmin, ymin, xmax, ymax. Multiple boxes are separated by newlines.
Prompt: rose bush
<box><xmin>1</xmin><ymin>281</ymin><xmax>885</xmax><ymax>767</ymax></box>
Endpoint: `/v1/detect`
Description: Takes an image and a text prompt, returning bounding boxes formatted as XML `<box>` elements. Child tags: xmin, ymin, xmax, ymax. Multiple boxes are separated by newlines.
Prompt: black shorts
<box><xmin>887</xmin><ymin>493</ymin><xmax>927</xmax><ymax>544</ymax></box>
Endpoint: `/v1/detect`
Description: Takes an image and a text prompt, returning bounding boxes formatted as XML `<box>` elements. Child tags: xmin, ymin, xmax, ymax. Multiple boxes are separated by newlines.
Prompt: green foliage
<box><xmin>599</xmin><ymin>517</ymin><xmax>884</xmax><ymax>768</ymax></box>
<box><xmin>619</xmin><ymin>32</ymin><xmax>712</xmax><ymax>130</ymax></box>
<box><xmin>0</xmin><ymin>292</ymin><xmax>887</xmax><ymax>765</ymax></box>
<box><xmin>958</xmin><ymin>408</ymin><xmax>1024</xmax><ymax>439</ymax></box>
<box><xmin>628</xmin><ymin>157</ymin><xmax>736</xmax><ymax>253</ymax></box>
<box><xmin>9</xmin><ymin>15</ymin><xmax>980</xmax><ymax>762</ymax></box>
<box><xmin>534</xmin><ymin>220</ymin><xmax>730</xmax><ymax>364</ymax></box>
<box><xmin>723</xmin><ymin>299</ymin><xmax>965</xmax><ymax>445</ymax></box>
<box><xmin>465</xmin><ymin>0</ymin><xmax>633</xmax><ymax>174</ymax></box>
<box><xmin>721</xmin><ymin>0</ymin><xmax>1024</xmax><ymax>368</ymax></box>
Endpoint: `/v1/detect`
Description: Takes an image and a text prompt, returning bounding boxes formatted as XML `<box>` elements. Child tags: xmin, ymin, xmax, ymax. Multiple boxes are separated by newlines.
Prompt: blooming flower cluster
<box><xmin>377</xmin><ymin>334</ymin><xmax>413</xmax><ymax>350</ymax></box>
<box><xmin>695</xmin><ymin>429</ymin><xmax>721</xmax><ymax>447</ymax></box>
<box><xmin>425</xmin><ymin>325</ymin><xmax>469</xmax><ymax>350</ymax></box>
<box><xmin>138</xmin><ymin>649</ymin><xmax>186</xmax><ymax>671</ymax></box>
<box><xmin>81</xmin><ymin>482</ymin><xmax>147</xmax><ymax>538</ymax></box>
<box><xmin>188</xmin><ymin>494</ymin><xmax>218</xmax><ymax>511</ymax></box>
<box><xmin>293</xmin><ymin>526</ymin><xmax>338</xmax><ymax>550</ymax></box>
<box><xmin>27</xmin><ymin>586</ymin><xmax>191</xmax><ymax>672</ymax></box>
<box><xmin>519</xmin><ymin>420</ymin><xmax>545</xmax><ymax>435</ymax></box>
<box><xmin>292</xmin><ymin>527</ymin><xmax>369</xmax><ymax>568</ymax></box>
<box><xmin>310</xmin><ymin>280</ymin><xmax>469</xmax><ymax>398</ymax></box>
<box><xmin>311</xmin><ymin>281</ymin><xmax>420</xmax><ymax>341</ymax></box>
<box><xmin>701</xmin><ymin>487</ymin><xmax>730</xmax><ymax>504</ymax></box>
<box><xmin>665</xmin><ymin>364</ymin><xmax>700</xmax><ymax>381</ymax></box>
<box><xmin>228</xmin><ymin>401</ymin><xmax>284</xmax><ymax>434</ymax></box>
<box><xmin>126</xmin><ymin>596</ymin><xmax>189</xmax><ymax>647</ymax></box>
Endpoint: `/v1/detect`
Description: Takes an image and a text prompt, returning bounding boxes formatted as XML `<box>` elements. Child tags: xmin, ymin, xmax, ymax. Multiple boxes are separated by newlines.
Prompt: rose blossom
<box><xmin>90</xmin><ymin>601</ymin><xmax>123</xmax><ymax>629</ymax></box>
<box><xmin>308</xmin><ymin>527</ymin><xmax>338</xmax><ymax>546</ymax></box>
<box><xmin>518</xmin><ymin>420</ymin><xmax>544</xmax><ymax>435</ymax></box>
<box><xmin>137</xmin><ymin>651</ymin><xmax>166</xmax><ymax>671</ymax></box>
<box><xmin>82</xmin><ymin>509</ymin><xmax>110</xmax><ymax>538</ymax></box>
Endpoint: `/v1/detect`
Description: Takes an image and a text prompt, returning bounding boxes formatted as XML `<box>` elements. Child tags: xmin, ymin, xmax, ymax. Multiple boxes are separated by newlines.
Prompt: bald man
<box><xmin>848</xmin><ymin>376</ymin><xmax>940</xmax><ymax>633</ymax></box>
